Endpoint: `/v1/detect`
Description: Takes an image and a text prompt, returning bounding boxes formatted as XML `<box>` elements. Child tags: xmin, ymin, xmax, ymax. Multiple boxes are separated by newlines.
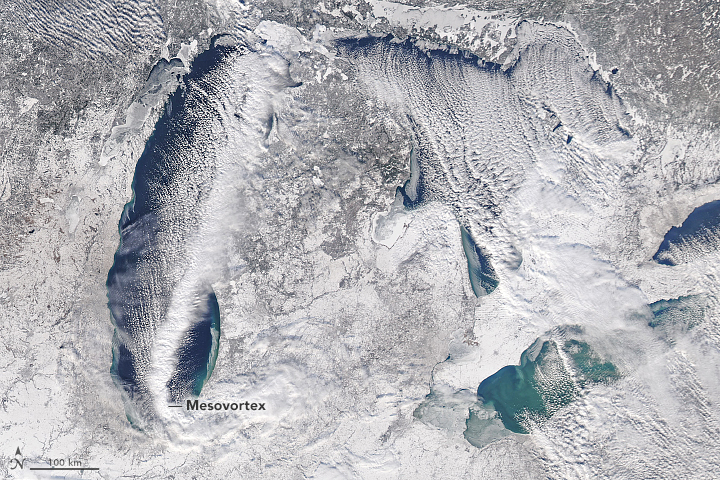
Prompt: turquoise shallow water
<box><xmin>562</xmin><ymin>339</ymin><xmax>620</xmax><ymax>388</ymax></box>
<box><xmin>166</xmin><ymin>291</ymin><xmax>221</xmax><ymax>401</ymax></box>
<box><xmin>470</xmin><ymin>333</ymin><xmax>620</xmax><ymax>436</ymax></box>
<box><xmin>476</xmin><ymin>339</ymin><xmax>576</xmax><ymax>434</ymax></box>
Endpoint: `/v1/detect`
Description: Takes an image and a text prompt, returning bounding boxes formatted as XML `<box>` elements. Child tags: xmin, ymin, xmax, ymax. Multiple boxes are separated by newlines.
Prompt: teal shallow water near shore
<box><xmin>466</xmin><ymin>332</ymin><xmax>621</xmax><ymax>440</ymax></box>
<box><xmin>166</xmin><ymin>290</ymin><xmax>221</xmax><ymax>401</ymax></box>
<box><xmin>476</xmin><ymin>339</ymin><xmax>577</xmax><ymax>434</ymax></box>
<box><xmin>106</xmin><ymin>40</ymin><xmax>237</xmax><ymax>426</ymax></box>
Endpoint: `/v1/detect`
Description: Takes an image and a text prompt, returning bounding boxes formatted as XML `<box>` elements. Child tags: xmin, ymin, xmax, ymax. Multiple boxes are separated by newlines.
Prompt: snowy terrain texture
<box><xmin>2</xmin><ymin>1</ymin><xmax>720</xmax><ymax>479</ymax></box>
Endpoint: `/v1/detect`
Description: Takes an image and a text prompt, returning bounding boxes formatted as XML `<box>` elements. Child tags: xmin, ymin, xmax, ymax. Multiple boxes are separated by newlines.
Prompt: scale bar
<box><xmin>30</xmin><ymin>467</ymin><xmax>100</xmax><ymax>471</ymax></box>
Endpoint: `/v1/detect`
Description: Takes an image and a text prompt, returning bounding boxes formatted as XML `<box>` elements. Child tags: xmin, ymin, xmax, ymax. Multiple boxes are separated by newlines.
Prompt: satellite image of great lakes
<box><xmin>107</xmin><ymin>40</ymin><xmax>235</xmax><ymax>427</ymax></box>
<box><xmin>2</xmin><ymin>1</ymin><xmax>720</xmax><ymax>479</ymax></box>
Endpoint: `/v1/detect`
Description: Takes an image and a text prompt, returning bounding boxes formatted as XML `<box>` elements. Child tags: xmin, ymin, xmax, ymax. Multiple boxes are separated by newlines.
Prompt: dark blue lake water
<box><xmin>460</xmin><ymin>225</ymin><xmax>499</xmax><ymax>296</ymax></box>
<box><xmin>653</xmin><ymin>199</ymin><xmax>720</xmax><ymax>265</ymax></box>
<box><xmin>107</xmin><ymin>39</ymin><xmax>235</xmax><ymax>421</ymax></box>
<box><xmin>166</xmin><ymin>291</ymin><xmax>221</xmax><ymax>401</ymax></box>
